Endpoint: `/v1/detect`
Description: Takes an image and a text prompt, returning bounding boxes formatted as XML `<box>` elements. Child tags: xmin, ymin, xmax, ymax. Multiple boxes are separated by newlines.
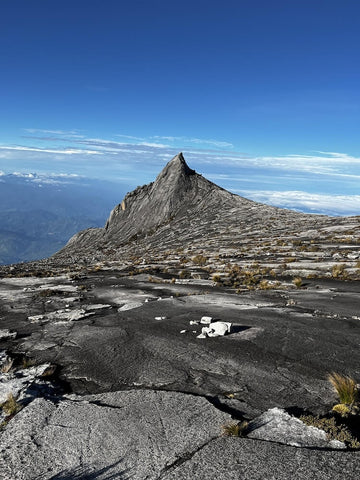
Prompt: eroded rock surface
<box><xmin>0</xmin><ymin>390</ymin><xmax>231</xmax><ymax>480</ymax></box>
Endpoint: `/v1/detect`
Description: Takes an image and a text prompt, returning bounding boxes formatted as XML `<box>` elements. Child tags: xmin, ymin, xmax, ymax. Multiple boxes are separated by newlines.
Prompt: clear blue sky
<box><xmin>1</xmin><ymin>0</ymin><xmax>360</xmax><ymax>215</ymax></box>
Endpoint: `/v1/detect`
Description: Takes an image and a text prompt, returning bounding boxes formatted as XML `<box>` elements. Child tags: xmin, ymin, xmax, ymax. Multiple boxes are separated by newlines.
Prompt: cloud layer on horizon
<box><xmin>233</xmin><ymin>189</ymin><xmax>360</xmax><ymax>216</ymax></box>
<box><xmin>1</xmin><ymin>129</ymin><xmax>359</xmax><ymax>216</ymax></box>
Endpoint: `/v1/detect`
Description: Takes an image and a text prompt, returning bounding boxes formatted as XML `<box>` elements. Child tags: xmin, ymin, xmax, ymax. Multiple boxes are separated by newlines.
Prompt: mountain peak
<box><xmin>155</xmin><ymin>153</ymin><xmax>195</xmax><ymax>182</ymax></box>
<box><xmin>58</xmin><ymin>153</ymin><xmax>239</xmax><ymax>254</ymax></box>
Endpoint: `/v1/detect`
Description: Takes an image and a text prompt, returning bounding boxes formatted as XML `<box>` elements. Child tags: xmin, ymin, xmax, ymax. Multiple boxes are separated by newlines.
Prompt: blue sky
<box><xmin>1</xmin><ymin>0</ymin><xmax>360</xmax><ymax>215</ymax></box>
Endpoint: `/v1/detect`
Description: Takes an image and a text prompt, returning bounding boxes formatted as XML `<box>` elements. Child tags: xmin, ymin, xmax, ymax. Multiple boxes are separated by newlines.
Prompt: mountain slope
<box><xmin>53</xmin><ymin>153</ymin><xmax>360</xmax><ymax>269</ymax></box>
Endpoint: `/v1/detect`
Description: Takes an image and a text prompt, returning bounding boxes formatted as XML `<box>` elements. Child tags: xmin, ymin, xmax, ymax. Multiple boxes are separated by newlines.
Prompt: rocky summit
<box><xmin>0</xmin><ymin>154</ymin><xmax>360</xmax><ymax>479</ymax></box>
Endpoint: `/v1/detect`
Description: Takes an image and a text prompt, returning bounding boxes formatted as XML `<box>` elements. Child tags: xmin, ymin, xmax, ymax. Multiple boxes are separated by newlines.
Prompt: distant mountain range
<box><xmin>0</xmin><ymin>173</ymin><xmax>127</xmax><ymax>265</ymax></box>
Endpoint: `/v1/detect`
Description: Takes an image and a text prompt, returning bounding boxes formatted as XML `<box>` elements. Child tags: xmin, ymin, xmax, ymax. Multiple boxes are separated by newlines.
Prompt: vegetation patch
<box><xmin>221</xmin><ymin>420</ymin><xmax>249</xmax><ymax>437</ymax></box>
<box><xmin>0</xmin><ymin>393</ymin><xmax>22</xmax><ymax>417</ymax></box>
<box><xmin>331</xmin><ymin>263</ymin><xmax>348</xmax><ymax>279</ymax></box>
<box><xmin>292</xmin><ymin>277</ymin><xmax>303</xmax><ymax>288</ymax></box>
<box><xmin>192</xmin><ymin>254</ymin><xmax>207</xmax><ymax>266</ymax></box>
<box><xmin>328</xmin><ymin>372</ymin><xmax>358</xmax><ymax>407</ymax></box>
<box><xmin>299</xmin><ymin>414</ymin><xmax>360</xmax><ymax>449</ymax></box>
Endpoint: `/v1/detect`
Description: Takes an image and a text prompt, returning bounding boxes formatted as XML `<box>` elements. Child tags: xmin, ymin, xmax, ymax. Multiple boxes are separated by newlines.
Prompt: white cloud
<box><xmin>151</xmin><ymin>135</ymin><xmax>234</xmax><ymax>148</ymax></box>
<box><xmin>139</xmin><ymin>142</ymin><xmax>169</xmax><ymax>148</ymax></box>
<box><xmin>115</xmin><ymin>134</ymin><xmax>145</xmax><ymax>141</ymax></box>
<box><xmin>0</xmin><ymin>146</ymin><xmax>103</xmax><ymax>155</ymax></box>
<box><xmin>183</xmin><ymin>150</ymin><xmax>360</xmax><ymax>177</ymax></box>
<box><xmin>23</xmin><ymin>128</ymin><xmax>83</xmax><ymax>137</ymax></box>
<box><xmin>7</xmin><ymin>171</ymin><xmax>83</xmax><ymax>186</ymax></box>
<box><xmin>234</xmin><ymin>189</ymin><xmax>360</xmax><ymax>215</ymax></box>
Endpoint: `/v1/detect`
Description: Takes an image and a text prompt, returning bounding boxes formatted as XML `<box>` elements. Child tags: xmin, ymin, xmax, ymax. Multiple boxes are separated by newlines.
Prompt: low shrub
<box><xmin>300</xmin><ymin>414</ymin><xmax>360</xmax><ymax>449</ymax></box>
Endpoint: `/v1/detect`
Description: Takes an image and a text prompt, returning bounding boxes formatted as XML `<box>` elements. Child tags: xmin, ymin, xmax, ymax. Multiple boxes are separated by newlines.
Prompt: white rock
<box><xmin>201</xmin><ymin>322</ymin><xmax>232</xmax><ymax>337</ymax></box>
<box><xmin>180</xmin><ymin>330</ymin><xmax>187</xmax><ymax>334</ymax></box>
<box><xmin>28</xmin><ymin>315</ymin><xmax>45</xmax><ymax>323</ymax></box>
<box><xmin>154</xmin><ymin>316</ymin><xmax>166</xmax><ymax>321</ymax></box>
<box><xmin>84</xmin><ymin>304</ymin><xmax>112</xmax><ymax>311</ymax></box>
<box><xmin>196</xmin><ymin>333</ymin><xmax>207</xmax><ymax>339</ymax></box>
<box><xmin>247</xmin><ymin>407</ymin><xmax>346</xmax><ymax>449</ymax></box>
<box><xmin>190</xmin><ymin>320</ymin><xmax>200</xmax><ymax>325</ymax></box>
<box><xmin>118</xmin><ymin>302</ymin><xmax>143</xmax><ymax>311</ymax></box>
<box><xmin>0</xmin><ymin>329</ymin><xmax>17</xmax><ymax>340</ymax></box>
<box><xmin>200</xmin><ymin>316</ymin><xmax>212</xmax><ymax>324</ymax></box>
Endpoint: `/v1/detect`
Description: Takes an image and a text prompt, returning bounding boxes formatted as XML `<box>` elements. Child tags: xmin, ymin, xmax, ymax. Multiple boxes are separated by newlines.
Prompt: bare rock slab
<box><xmin>0</xmin><ymin>389</ymin><xmax>231</xmax><ymax>480</ymax></box>
<box><xmin>247</xmin><ymin>407</ymin><xmax>345</xmax><ymax>448</ymax></box>
<box><xmin>161</xmin><ymin>437</ymin><xmax>360</xmax><ymax>480</ymax></box>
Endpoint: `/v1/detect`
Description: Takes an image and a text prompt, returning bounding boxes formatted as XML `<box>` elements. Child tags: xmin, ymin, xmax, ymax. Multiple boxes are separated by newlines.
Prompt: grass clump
<box><xmin>1</xmin><ymin>357</ymin><xmax>14</xmax><ymax>373</ymax></box>
<box><xmin>221</xmin><ymin>421</ymin><xmax>249</xmax><ymax>437</ymax></box>
<box><xmin>179</xmin><ymin>269</ymin><xmax>191</xmax><ymax>279</ymax></box>
<box><xmin>328</xmin><ymin>372</ymin><xmax>358</xmax><ymax>406</ymax></box>
<box><xmin>22</xmin><ymin>356</ymin><xmax>36</xmax><ymax>369</ymax></box>
<box><xmin>0</xmin><ymin>393</ymin><xmax>22</xmax><ymax>417</ymax></box>
<box><xmin>212</xmin><ymin>274</ymin><xmax>222</xmax><ymax>284</ymax></box>
<box><xmin>331</xmin><ymin>264</ymin><xmax>348</xmax><ymax>279</ymax></box>
<box><xmin>292</xmin><ymin>277</ymin><xmax>303</xmax><ymax>288</ymax></box>
<box><xmin>192</xmin><ymin>254</ymin><xmax>207</xmax><ymax>266</ymax></box>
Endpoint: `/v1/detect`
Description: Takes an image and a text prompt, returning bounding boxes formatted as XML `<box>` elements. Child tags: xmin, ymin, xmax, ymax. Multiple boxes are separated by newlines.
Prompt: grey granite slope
<box><xmin>0</xmin><ymin>390</ymin><xmax>231</xmax><ymax>480</ymax></box>
<box><xmin>3</xmin><ymin>389</ymin><xmax>358</xmax><ymax>480</ymax></box>
<box><xmin>161</xmin><ymin>437</ymin><xmax>360</xmax><ymax>480</ymax></box>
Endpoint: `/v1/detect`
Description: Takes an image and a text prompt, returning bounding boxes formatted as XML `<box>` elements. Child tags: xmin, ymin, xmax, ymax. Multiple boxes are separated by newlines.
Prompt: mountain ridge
<box><xmin>53</xmin><ymin>153</ymin><xmax>360</xmax><ymax>268</ymax></box>
<box><xmin>54</xmin><ymin>153</ymin><xmax>256</xmax><ymax>259</ymax></box>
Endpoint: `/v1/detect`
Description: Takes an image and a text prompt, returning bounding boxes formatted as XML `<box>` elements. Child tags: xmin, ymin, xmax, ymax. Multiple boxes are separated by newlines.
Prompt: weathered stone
<box><xmin>247</xmin><ymin>407</ymin><xmax>346</xmax><ymax>449</ymax></box>
<box><xmin>160</xmin><ymin>437</ymin><xmax>360</xmax><ymax>480</ymax></box>
<box><xmin>201</xmin><ymin>321</ymin><xmax>232</xmax><ymax>337</ymax></box>
<box><xmin>0</xmin><ymin>389</ymin><xmax>231</xmax><ymax>480</ymax></box>
<box><xmin>0</xmin><ymin>329</ymin><xmax>16</xmax><ymax>340</ymax></box>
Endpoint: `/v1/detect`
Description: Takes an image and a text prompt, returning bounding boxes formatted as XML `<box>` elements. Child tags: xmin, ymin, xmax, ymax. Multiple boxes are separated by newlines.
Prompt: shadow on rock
<box><xmin>50</xmin><ymin>460</ymin><xmax>130</xmax><ymax>480</ymax></box>
<box><xmin>230</xmin><ymin>325</ymin><xmax>252</xmax><ymax>334</ymax></box>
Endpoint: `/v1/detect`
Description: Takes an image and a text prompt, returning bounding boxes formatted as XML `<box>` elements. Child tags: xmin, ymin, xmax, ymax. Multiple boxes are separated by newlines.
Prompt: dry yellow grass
<box><xmin>1</xmin><ymin>393</ymin><xmax>22</xmax><ymax>416</ymax></box>
<box><xmin>328</xmin><ymin>372</ymin><xmax>358</xmax><ymax>405</ymax></box>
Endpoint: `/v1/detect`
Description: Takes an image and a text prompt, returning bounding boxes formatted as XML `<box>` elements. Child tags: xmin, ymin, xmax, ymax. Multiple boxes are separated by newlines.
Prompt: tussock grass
<box><xmin>328</xmin><ymin>372</ymin><xmax>358</xmax><ymax>405</ymax></box>
<box><xmin>1</xmin><ymin>393</ymin><xmax>22</xmax><ymax>416</ymax></box>
<box><xmin>192</xmin><ymin>254</ymin><xmax>207</xmax><ymax>266</ymax></box>
<box><xmin>221</xmin><ymin>421</ymin><xmax>249</xmax><ymax>437</ymax></box>
<box><xmin>1</xmin><ymin>357</ymin><xmax>14</xmax><ymax>374</ymax></box>
<box><xmin>331</xmin><ymin>264</ymin><xmax>347</xmax><ymax>279</ymax></box>
<box><xmin>292</xmin><ymin>277</ymin><xmax>303</xmax><ymax>288</ymax></box>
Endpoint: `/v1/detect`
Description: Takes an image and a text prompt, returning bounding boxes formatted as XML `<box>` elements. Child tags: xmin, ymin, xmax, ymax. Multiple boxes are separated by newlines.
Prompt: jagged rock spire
<box><xmin>154</xmin><ymin>153</ymin><xmax>195</xmax><ymax>183</ymax></box>
<box><xmin>57</xmin><ymin>152</ymin><xmax>238</xmax><ymax>255</ymax></box>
